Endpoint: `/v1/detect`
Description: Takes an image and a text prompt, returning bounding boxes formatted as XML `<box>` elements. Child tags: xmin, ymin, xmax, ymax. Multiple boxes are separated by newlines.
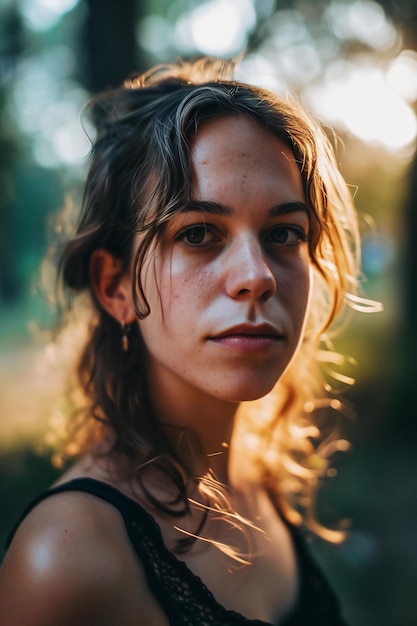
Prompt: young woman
<box><xmin>0</xmin><ymin>58</ymin><xmax>375</xmax><ymax>625</ymax></box>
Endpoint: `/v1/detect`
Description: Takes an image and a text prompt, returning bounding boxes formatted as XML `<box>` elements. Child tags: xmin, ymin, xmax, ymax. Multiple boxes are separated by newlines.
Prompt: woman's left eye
<box><xmin>265</xmin><ymin>225</ymin><xmax>309</xmax><ymax>246</ymax></box>
<box><xmin>175</xmin><ymin>223</ymin><xmax>218</xmax><ymax>246</ymax></box>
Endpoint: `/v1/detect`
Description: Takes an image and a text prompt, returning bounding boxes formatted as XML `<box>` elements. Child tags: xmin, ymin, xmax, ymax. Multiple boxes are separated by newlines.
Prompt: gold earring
<box><xmin>121</xmin><ymin>322</ymin><xmax>129</xmax><ymax>351</ymax></box>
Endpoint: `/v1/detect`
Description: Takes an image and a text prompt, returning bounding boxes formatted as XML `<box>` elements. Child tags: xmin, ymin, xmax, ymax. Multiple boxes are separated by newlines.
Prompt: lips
<box><xmin>212</xmin><ymin>323</ymin><xmax>282</xmax><ymax>338</ymax></box>
<box><xmin>208</xmin><ymin>323</ymin><xmax>284</xmax><ymax>352</ymax></box>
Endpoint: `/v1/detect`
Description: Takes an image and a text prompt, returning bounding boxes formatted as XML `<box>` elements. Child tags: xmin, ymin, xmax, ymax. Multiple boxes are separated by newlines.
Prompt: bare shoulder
<box><xmin>0</xmin><ymin>490</ymin><xmax>168</xmax><ymax>626</ymax></box>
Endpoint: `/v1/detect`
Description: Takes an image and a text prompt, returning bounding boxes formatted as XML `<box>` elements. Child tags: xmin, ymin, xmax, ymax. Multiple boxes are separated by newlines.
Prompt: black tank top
<box><xmin>6</xmin><ymin>478</ymin><xmax>348</xmax><ymax>626</ymax></box>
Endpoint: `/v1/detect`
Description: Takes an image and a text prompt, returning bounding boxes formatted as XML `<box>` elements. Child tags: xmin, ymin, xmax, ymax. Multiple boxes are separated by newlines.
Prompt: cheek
<box><xmin>277</xmin><ymin>254</ymin><xmax>311</xmax><ymax>298</ymax></box>
<box><xmin>163</xmin><ymin>256</ymin><xmax>219</xmax><ymax>307</ymax></box>
<box><xmin>142</xmin><ymin>252</ymin><xmax>218</xmax><ymax>325</ymax></box>
<box><xmin>279</xmin><ymin>260</ymin><xmax>312</xmax><ymax>337</ymax></box>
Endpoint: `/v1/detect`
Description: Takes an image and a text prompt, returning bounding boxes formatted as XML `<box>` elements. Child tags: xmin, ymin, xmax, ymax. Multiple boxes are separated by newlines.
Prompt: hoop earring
<box><xmin>121</xmin><ymin>322</ymin><xmax>130</xmax><ymax>352</ymax></box>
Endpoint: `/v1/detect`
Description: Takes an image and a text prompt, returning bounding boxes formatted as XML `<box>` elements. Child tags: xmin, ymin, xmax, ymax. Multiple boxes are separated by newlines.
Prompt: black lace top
<box><xmin>6</xmin><ymin>478</ymin><xmax>349</xmax><ymax>625</ymax></box>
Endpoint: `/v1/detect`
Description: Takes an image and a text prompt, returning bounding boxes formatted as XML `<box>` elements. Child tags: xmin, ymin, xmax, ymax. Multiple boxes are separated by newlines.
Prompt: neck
<box><xmin>146</xmin><ymin>366</ymin><xmax>239</xmax><ymax>485</ymax></box>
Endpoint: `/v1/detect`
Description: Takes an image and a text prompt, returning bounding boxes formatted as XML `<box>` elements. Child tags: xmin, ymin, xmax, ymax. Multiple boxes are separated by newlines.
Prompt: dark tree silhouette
<box><xmin>82</xmin><ymin>0</ymin><xmax>143</xmax><ymax>92</ymax></box>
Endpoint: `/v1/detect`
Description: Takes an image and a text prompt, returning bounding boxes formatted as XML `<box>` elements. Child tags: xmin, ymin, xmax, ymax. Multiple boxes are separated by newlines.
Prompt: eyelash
<box><xmin>174</xmin><ymin>223</ymin><xmax>309</xmax><ymax>247</ymax></box>
<box><xmin>174</xmin><ymin>223</ymin><xmax>216</xmax><ymax>246</ymax></box>
<box><xmin>264</xmin><ymin>224</ymin><xmax>310</xmax><ymax>246</ymax></box>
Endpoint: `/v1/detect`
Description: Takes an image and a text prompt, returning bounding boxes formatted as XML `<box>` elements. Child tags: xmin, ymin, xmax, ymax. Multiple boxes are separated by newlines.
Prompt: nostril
<box><xmin>260</xmin><ymin>289</ymin><xmax>272</xmax><ymax>302</ymax></box>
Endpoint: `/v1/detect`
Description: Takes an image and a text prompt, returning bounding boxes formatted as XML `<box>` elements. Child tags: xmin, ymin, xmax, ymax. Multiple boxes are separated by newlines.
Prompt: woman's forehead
<box><xmin>189</xmin><ymin>115</ymin><xmax>304</xmax><ymax>200</ymax></box>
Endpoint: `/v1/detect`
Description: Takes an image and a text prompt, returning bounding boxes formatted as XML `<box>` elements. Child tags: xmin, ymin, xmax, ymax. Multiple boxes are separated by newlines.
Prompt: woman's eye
<box><xmin>266</xmin><ymin>225</ymin><xmax>309</xmax><ymax>246</ymax></box>
<box><xmin>175</xmin><ymin>224</ymin><xmax>215</xmax><ymax>246</ymax></box>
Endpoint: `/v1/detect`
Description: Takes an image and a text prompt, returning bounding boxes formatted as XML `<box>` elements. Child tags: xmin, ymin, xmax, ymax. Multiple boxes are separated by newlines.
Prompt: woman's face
<box><xmin>137</xmin><ymin>115</ymin><xmax>311</xmax><ymax>405</ymax></box>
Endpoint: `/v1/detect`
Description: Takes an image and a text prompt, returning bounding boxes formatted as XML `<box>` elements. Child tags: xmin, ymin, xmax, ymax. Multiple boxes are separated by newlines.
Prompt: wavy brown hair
<box><xmin>55</xmin><ymin>58</ymin><xmax>379</xmax><ymax>540</ymax></box>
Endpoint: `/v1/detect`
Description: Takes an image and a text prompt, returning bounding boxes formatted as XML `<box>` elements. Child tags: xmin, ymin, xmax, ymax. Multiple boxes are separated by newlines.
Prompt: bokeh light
<box><xmin>137</xmin><ymin>14</ymin><xmax>173</xmax><ymax>58</ymax></box>
<box><xmin>235</xmin><ymin>54</ymin><xmax>286</xmax><ymax>91</ymax></box>
<box><xmin>305</xmin><ymin>57</ymin><xmax>417</xmax><ymax>151</ymax></box>
<box><xmin>386</xmin><ymin>49</ymin><xmax>417</xmax><ymax>102</ymax></box>
<box><xmin>326</xmin><ymin>0</ymin><xmax>398</xmax><ymax>51</ymax></box>
<box><xmin>10</xmin><ymin>46</ymin><xmax>90</xmax><ymax>169</ymax></box>
<box><xmin>175</xmin><ymin>0</ymin><xmax>256</xmax><ymax>56</ymax></box>
<box><xmin>20</xmin><ymin>0</ymin><xmax>79</xmax><ymax>32</ymax></box>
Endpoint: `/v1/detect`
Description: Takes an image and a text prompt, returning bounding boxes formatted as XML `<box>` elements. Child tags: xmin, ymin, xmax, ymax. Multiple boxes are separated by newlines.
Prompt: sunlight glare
<box><xmin>305</xmin><ymin>60</ymin><xmax>417</xmax><ymax>151</ymax></box>
<box><xmin>175</xmin><ymin>0</ymin><xmax>256</xmax><ymax>56</ymax></box>
<box><xmin>235</xmin><ymin>54</ymin><xmax>286</xmax><ymax>91</ymax></box>
<box><xmin>387</xmin><ymin>50</ymin><xmax>417</xmax><ymax>103</ymax></box>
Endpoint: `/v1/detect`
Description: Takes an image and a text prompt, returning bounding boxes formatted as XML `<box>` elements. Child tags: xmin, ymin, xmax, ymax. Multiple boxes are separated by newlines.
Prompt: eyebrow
<box><xmin>181</xmin><ymin>200</ymin><xmax>309</xmax><ymax>217</ymax></box>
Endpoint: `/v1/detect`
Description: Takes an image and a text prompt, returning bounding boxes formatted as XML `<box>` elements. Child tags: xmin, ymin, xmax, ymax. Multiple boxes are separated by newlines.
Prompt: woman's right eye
<box><xmin>175</xmin><ymin>224</ymin><xmax>216</xmax><ymax>246</ymax></box>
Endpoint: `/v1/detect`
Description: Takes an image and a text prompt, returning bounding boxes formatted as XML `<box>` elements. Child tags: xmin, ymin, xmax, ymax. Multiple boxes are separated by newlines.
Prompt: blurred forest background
<box><xmin>0</xmin><ymin>0</ymin><xmax>417</xmax><ymax>624</ymax></box>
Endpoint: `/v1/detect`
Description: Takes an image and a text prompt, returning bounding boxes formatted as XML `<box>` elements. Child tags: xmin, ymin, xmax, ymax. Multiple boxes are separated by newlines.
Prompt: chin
<box><xmin>218</xmin><ymin>379</ymin><xmax>280</xmax><ymax>404</ymax></box>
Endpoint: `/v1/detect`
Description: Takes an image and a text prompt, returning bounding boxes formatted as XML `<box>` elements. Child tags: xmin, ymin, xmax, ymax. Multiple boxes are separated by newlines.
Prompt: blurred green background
<box><xmin>0</xmin><ymin>1</ymin><xmax>416</xmax><ymax>624</ymax></box>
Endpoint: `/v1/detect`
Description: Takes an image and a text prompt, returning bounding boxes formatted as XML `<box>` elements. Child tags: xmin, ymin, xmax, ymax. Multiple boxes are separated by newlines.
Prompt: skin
<box><xmin>0</xmin><ymin>114</ymin><xmax>312</xmax><ymax>625</ymax></box>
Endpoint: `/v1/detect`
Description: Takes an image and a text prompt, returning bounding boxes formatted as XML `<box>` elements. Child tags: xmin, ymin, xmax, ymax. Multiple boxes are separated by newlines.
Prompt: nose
<box><xmin>224</xmin><ymin>237</ymin><xmax>276</xmax><ymax>302</ymax></box>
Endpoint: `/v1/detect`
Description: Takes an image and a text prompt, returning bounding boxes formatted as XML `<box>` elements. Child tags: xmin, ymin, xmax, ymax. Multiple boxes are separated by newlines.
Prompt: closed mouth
<box><xmin>210</xmin><ymin>323</ymin><xmax>283</xmax><ymax>340</ymax></box>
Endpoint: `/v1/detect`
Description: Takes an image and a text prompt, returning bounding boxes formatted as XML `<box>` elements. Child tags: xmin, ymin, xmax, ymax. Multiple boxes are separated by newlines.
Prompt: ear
<box><xmin>89</xmin><ymin>249</ymin><xmax>136</xmax><ymax>324</ymax></box>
